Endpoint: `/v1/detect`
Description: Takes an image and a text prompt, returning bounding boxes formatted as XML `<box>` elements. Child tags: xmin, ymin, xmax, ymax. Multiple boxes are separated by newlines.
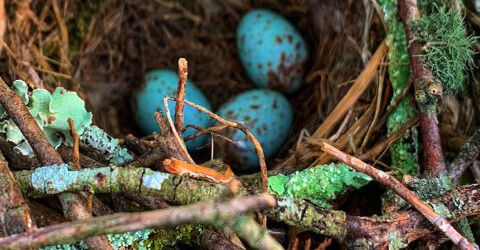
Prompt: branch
<box><xmin>449</xmin><ymin>128</ymin><xmax>480</xmax><ymax>185</ymax></box>
<box><xmin>321</xmin><ymin>142</ymin><xmax>475</xmax><ymax>250</ymax></box>
<box><xmin>0</xmin><ymin>77</ymin><xmax>112</xmax><ymax>249</ymax></box>
<box><xmin>0</xmin><ymin>149</ymin><xmax>34</xmax><ymax>236</ymax></box>
<box><xmin>398</xmin><ymin>0</ymin><xmax>446</xmax><ymax>176</ymax></box>
<box><xmin>0</xmin><ymin>194</ymin><xmax>277</xmax><ymax>249</ymax></box>
<box><xmin>175</xmin><ymin>58</ymin><xmax>188</xmax><ymax>133</ymax></box>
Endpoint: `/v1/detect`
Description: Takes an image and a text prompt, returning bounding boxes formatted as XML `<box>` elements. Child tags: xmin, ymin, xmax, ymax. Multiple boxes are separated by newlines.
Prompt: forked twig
<box><xmin>321</xmin><ymin>142</ymin><xmax>476</xmax><ymax>250</ymax></box>
<box><xmin>165</xmin><ymin>97</ymin><xmax>269</xmax><ymax>193</ymax></box>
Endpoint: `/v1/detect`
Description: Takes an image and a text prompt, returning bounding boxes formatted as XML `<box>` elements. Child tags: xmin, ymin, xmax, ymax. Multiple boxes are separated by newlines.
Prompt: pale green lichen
<box><xmin>0</xmin><ymin>80</ymin><xmax>93</xmax><ymax>157</ymax></box>
<box><xmin>409</xmin><ymin>174</ymin><xmax>452</xmax><ymax>200</ymax></box>
<box><xmin>31</xmin><ymin>164</ymin><xmax>78</xmax><ymax>195</ymax></box>
<box><xmin>80</xmin><ymin>125</ymin><xmax>132</xmax><ymax>165</ymax></box>
<box><xmin>379</xmin><ymin>0</ymin><xmax>419</xmax><ymax>178</ymax></box>
<box><xmin>41</xmin><ymin>229</ymin><xmax>152</xmax><ymax>250</ymax></box>
<box><xmin>388</xmin><ymin>232</ymin><xmax>407</xmax><ymax>250</ymax></box>
<box><xmin>141</xmin><ymin>169</ymin><xmax>170</xmax><ymax>190</ymax></box>
<box><xmin>411</xmin><ymin>7</ymin><xmax>476</xmax><ymax>94</ymax></box>
<box><xmin>268</xmin><ymin>164</ymin><xmax>371</xmax><ymax>208</ymax></box>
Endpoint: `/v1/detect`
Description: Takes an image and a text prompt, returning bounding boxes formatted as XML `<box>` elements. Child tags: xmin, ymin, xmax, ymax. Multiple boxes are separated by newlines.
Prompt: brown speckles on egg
<box><xmin>272</xmin><ymin>100</ymin><xmax>278</xmax><ymax>109</ymax></box>
<box><xmin>250</xmin><ymin>104</ymin><xmax>260</xmax><ymax>109</ymax></box>
<box><xmin>275</xmin><ymin>36</ymin><xmax>282</xmax><ymax>43</ymax></box>
<box><xmin>257</xmin><ymin>63</ymin><xmax>263</xmax><ymax>70</ymax></box>
<box><xmin>287</xmin><ymin>35</ymin><xmax>293</xmax><ymax>43</ymax></box>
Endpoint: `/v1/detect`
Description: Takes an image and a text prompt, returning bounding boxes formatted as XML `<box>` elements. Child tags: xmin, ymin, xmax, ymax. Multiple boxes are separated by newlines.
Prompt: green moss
<box><xmin>379</xmin><ymin>0</ymin><xmax>419</xmax><ymax>178</ymax></box>
<box><xmin>144</xmin><ymin>224</ymin><xmax>206</xmax><ymax>249</ymax></box>
<box><xmin>268</xmin><ymin>164</ymin><xmax>371</xmax><ymax>208</ymax></box>
<box><xmin>411</xmin><ymin>7</ymin><xmax>476</xmax><ymax>94</ymax></box>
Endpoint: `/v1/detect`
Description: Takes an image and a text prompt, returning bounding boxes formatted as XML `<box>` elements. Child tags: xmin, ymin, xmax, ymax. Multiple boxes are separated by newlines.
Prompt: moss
<box><xmin>379</xmin><ymin>0</ymin><xmax>419</xmax><ymax>178</ymax></box>
<box><xmin>268</xmin><ymin>164</ymin><xmax>371</xmax><ymax>208</ymax></box>
<box><xmin>411</xmin><ymin>7</ymin><xmax>476</xmax><ymax>94</ymax></box>
<box><xmin>144</xmin><ymin>224</ymin><xmax>206</xmax><ymax>249</ymax></box>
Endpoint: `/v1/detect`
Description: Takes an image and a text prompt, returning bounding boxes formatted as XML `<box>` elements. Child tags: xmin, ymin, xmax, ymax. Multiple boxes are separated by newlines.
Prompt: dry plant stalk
<box><xmin>175</xmin><ymin>58</ymin><xmax>188</xmax><ymax>134</ymax></box>
<box><xmin>321</xmin><ymin>142</ymin><xmax>476</xmax><ymax>250</ymax></box>
<box><xmin>67</xmin><ymin>118</ymin><xmax>81</xmax><ymax>169</ymax></box>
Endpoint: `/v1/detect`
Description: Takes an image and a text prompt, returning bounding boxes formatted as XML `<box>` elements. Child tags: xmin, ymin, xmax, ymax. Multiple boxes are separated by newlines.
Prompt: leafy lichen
<box><xmin>411</xmin><ymin>7</ymin><xmax>476</xmax><ymax>94</ymax></box>
<box><xmin>268</xmin><ymin>164</ymin><xmax>371</xmax><ymax>208</ymax></box>
<box><xmin>0</xmin><ymin>80</ymin><xmax>93</xmax><ymax>157</ymax></box>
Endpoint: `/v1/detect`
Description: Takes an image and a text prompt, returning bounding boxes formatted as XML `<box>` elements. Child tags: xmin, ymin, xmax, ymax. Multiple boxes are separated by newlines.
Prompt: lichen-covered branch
<box><xmin>0</xmin><ymin>194</ymin><xmax>276</xmax><ymax>249</ymax></box>
<box><xmin>0</xmin><ymin>149</ymin><xmax>34</xmax><ymax>236</ymax></box>
<box><xmin>321</xmin><ymin>142</ymin><xmax>475</xmax><ymax>249</ymax></box>
<box><xmin>398</xmin><ymin>0</ymin><xmax>447</xmax><ymax>176</ymax></box>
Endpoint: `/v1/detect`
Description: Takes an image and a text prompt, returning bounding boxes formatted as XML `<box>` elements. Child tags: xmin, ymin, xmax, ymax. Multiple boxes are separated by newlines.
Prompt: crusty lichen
<box><xmin>268</xmin><ymin>164</ymin><xmax>371</xmax><ymax>208</ymax></box>
<box><xmin>80</xmin><ymin>125</ymin><xmax>132</xmax><ymax>165</ymax></box>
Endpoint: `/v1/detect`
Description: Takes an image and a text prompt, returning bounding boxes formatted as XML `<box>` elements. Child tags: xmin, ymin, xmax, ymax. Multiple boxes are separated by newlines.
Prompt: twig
<box><xmin>166</xmin><ymin>97</ymin><xmax>269</xmax><ymax>193</ymax></box>
<box><xmin>175</xmin><ymin>58</ymin><xmax>188</xmax><ymax>134</ymax></box>
<box><xmin>449</xmin><ymin>128</ymin><xmax>480</xmax><ymax>185</ymax></box>
<box><xmin>0</xmin><ymin>77</ymin><xmax>113</xmax><ymax>249</ymax></box>
<box><xmin>0</xmin><ymin>149</ymin><xmax>35</xmax><ymax>236</ymax></box>
<box><xmin>328</xmin><ymin>109</ymin><xmax>353</xmax><ymax>141</ymax></box>
<box><xmin>0</xmin><ymin>194</ymin><xmax>277</xmax><ymax>249</ymax></box>
<box><xmin>321</xmin><ymin>142</ymin><xmax>475</xmax><ymax>250</ymax></box>
<box><xmin>398</xmin><ymin>0</ymin><xmax>447</xmax><ymax>176</ymax></box>
<box><xmin>67</xmin><ymin>118</ymin><xmax>80</xmax><ymax>169</ymax></box>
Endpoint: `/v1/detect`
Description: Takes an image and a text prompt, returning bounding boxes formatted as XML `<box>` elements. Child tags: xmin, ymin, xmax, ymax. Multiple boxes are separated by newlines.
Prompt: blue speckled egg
<box><xmin>237</xmin><ymin>9</ymin><xmax>308</xmax><ymax>93</ymax></box>
<box><xmin>135</xmin><ymin>69</ymin><xmax>212</xmax><ymax>151</ymax></box>
<box><xmin>215</xmin><ymin>89</ymin><xmax>293</xmax><ymax>172</ymax></box>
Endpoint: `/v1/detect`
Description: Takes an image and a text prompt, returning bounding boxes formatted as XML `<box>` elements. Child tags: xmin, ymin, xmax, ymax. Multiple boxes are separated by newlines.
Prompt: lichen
<box><xmin>268</xmin><ymin>164</ymin><xmax>371</xmax><ymax>208</ymax></box>
<box><xmin>410</xmin><ymin>7</ymin><xmax>476</xmax><ymax>94</ymax></box>
<box><xmin>379</xmin><ymin>0</ymin><xmax>419</xmax><ymax>178</ymax></box>
<box><xmin>80</xmin><ymin>125</ymin><xmax>132</xmax><ymax>165</ymax></box>
<box><xmin>141</xmin><ymin>169</ymin><xmax>170</xmax><ymax>191</ymax></box>
<box><xmin>388</xmin><ymin>232</ymin><xmax>407</xmax><ymax>250</ymax></box>
<box><xmin>31</xmin><ymin>164</ymin><xmax>78</xmax><ymax>195</ymax></box>
<box><xmin>409</xmin><ymin>174</ymin><xmax>452</xmax><ymax>200</ymax></box>
<box><xmin>41</xmin><ymin>229</ymin><xmax>152</xmax><ymax>250</ymax></box>
<box><xmin>0</xmin><ymin>80</ymin><xmax>93</xmax><ymax>157</ymax></box>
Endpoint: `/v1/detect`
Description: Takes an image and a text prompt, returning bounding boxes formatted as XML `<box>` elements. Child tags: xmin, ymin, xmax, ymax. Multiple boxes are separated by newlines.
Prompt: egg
<box><xmin>237</xmin><ymin>9</ymin><xmax>308</xmax><ymax>93</ymax></box>
<box><xmin>135</xmin><ymin>69</ymin><xmax>212</xmax><ymax>151</ymax></box>
<box><xmin>215</xmin><ymin>89</ymin><xmax>293</xmax><ymax>172</ymax></box>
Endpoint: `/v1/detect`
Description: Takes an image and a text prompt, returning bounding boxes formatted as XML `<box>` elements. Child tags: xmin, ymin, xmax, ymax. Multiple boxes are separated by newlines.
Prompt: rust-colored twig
<box><xmin>0</xmin><ymin>194</ymin><xmax>277</xmax><ymax>250</ymax></box>
<box><xmin>175</xmin><ymin>58</ymin><xmax>188</xmax><ymax>134</ymax></box>
<box><xmin>398</xmin><ymin>0</ymin><xmax>446</xmax><ymax>176</ymax></box>
<box><xmin>0</xmin><ymin>149</ymin><xmax>35</xmax><ymax>236</ymax></box>
<box><xmin>67</xmin><ymin>118</ymin><xmax>80</xmax><ymax>169</ymax></box>
<box><xmin>0</xmin><ymin>77</ymin><xmax>113</xmax><ymax>249</ymax></box>
<box><xmin>321</xmin><ymin>142</ymin><xmax>475</xmax><ymax>250</ymax></box>
<box><xmin>166</xmin><ymin>97</ymin><xmax>268</xmax><ymax>193</ymax></box>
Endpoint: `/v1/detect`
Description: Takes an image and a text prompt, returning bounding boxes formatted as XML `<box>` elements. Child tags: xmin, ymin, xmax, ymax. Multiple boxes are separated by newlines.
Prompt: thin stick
<box><xmin>67</xmin><ymin>118</ymin><xmax>80</xmax><ymax>169</ymax></box>
<box><xmin>166</xmin><ymin>97</ymin><xmax>268</xmax><ymax>193</ymax></box>
<box><xmin>449</xmin><ymin>128</ymin><xmax>480</xmax><ymax>185</ymax></box>
<box><xmin>321</xmin><ymin>142</ymin><xmax>476</xmax><ymax>250</ymax></box>
<box><xmin>0</xmin><ymin>194</ymin><xmax>277</xmax><ymax>249</ymax></box>
<box><xmin>175</xmin><ymin>58</ymin><xmax>188</xmax><ymax>134</ymax></box>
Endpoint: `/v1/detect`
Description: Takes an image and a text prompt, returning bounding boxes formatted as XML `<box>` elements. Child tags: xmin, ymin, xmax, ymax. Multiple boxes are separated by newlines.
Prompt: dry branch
<box><xmin>0</xmin><ymin>194</ymin><xmax>277</xmax><ymax>249</ymax></box>
<box><xmin>321</xmin><ymin>142</ymin><xmax>475</xmax><ymax>250</ymax></box>
<box><xmin>175</xmin><ymin>58</ymin><xmax>188</xmax><ymax>134</ymax></box>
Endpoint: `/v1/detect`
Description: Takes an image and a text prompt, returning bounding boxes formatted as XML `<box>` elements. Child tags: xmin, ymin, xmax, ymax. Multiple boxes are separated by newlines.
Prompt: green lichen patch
<box><xmin>144</xmin><ymin>224</ymin><xmax>206</xmax><ymax>249</ymax></box>
<box><xmin>31</xmin><ymin>164</ymin><xmax>78</xmax><ymax>195</ymax></box>
<box><xmin>0</xmin><ymin>80</ymin><xmax>93</xmax><ymax>157</ymax></box>
<box><xmin>268</xmin><ymin>164</ymin><xmax>371</xmax><ymax>208</ymax></box>
<box><xmin>388</xmin><ymin>232</ymin><xmax>407</xmax><ymax>250</ymax></box>
<box><xmin>80</xmin><ymin>125</ymin><xmax>132</xmax><ymax>165</ymax></box>
<box><xmin>411</xmin><ymin>7</ymin><xmax>476</xmax><ymax>94</ymax></box>
<box><xmin>409</xmin><ymin>174</ymin><xmax>452</xmax><ymax>200</ymax></box>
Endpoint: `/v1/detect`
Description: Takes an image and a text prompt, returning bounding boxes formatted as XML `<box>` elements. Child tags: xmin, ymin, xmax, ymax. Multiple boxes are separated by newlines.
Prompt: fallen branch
<box><xmin>0</xmin><ymin>194</ymin><xmax>277</xmax><ymax>249</ymax></box>
<box><xmin>321</xmin><ymin>142</ymin><xmax>475</xmax><ymax>250</ymax></box>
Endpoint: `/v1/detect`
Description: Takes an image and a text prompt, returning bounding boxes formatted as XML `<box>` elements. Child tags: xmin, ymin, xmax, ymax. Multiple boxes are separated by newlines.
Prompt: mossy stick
<box><xmin>0</xmin><ymin>194</ymin><xmax>276</xmax><ymax>249</ymax></box>
<box><xmin>398</xmin><ymin>0</ymin><xmax>447</xmax><ymax>176</ymax></box>
<box><xmin>321</xmin><ymin>142</ymin><xmax>475</xmax><ymax>250</ymax></box>
<box><xmin>0</xmin><ymin>78</ymin><xmax>113</xmax><ymax>249</ymax></box>
<box><xmin>0</xmin><ymin>149</ymin><xmax>35</xmax><ymax>236</ymax></box>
